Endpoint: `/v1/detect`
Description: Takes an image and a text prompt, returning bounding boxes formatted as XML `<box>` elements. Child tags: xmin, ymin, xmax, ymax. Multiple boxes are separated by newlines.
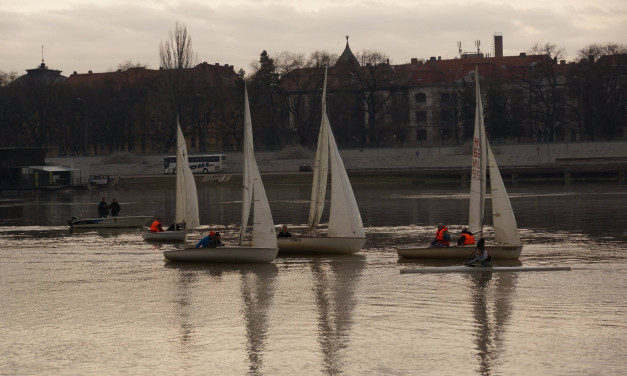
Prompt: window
<box><xmin>415</xmin><ymin>111</ymin><xmax>427</xmax><ymax>123</ymax></box>
<box><xmin>417</xmin><ymin>128</ymin><xmax>427</xmax><ymax>141</ymax></box>
<box><xmin>415</xmin><ymin>93</ymin><xmax>426</xmax><ymax>103</ymax></box>
<box><xmin>440</xmin><ymin>109</ymin><xmax>451</xmax><ymax>123</ymax></box>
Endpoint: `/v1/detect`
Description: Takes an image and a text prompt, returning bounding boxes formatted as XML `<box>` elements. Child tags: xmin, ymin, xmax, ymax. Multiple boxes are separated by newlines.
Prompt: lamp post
<box><xmin>195</xmin><ymin>94</ymin><xmax>207</xmax><ymax>152</ymax></box>
<box><xmin>76</xmin><ymin>98</ymin><xmax>87</xmax><ymax>154</ymax></box>
<box><xmin>573</xmin><ymin>76</ymin><xmax>584</xmax><ymax>141</ymax></box>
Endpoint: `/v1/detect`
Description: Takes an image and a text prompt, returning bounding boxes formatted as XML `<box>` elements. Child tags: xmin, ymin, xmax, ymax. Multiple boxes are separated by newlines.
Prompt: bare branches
<box><xmin>159</xmin><ymin>21</ymin><xmax>198</xmax><ymax>70</ymax></box>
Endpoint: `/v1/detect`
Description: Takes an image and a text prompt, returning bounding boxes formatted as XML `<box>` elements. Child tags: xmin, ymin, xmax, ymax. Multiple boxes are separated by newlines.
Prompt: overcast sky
<box><xmin>2</xmin><ymin>0</ymin><xmax>626</xmax><ymax>77</ymax></box>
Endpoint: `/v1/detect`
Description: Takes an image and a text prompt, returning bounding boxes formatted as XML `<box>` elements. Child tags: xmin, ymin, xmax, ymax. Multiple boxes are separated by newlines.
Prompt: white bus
<box><xmin>163</xmin><ymin>154</ymin><xmax>227</xmax><ymax>174</ymax></box>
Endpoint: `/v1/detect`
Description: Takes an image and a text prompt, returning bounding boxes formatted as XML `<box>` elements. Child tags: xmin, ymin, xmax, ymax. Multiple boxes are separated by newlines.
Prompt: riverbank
<box><xmin>46</xmin><ymin>140</ymin><xmax>627</xmax><ymax>188</ymax></box>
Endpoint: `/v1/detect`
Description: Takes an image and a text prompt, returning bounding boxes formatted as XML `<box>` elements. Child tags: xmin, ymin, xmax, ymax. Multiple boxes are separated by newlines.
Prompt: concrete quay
<box><xmin>47</xmin><ymin>140</ymin><xmax>627</xmax><ymax>186</ymax></box>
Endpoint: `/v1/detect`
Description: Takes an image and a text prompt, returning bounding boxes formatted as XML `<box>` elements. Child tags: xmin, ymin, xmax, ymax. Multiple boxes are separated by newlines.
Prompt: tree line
<box><xmin>0</xmin><ymin>22</ymin><xmax>625</xmax><ymax>156</ymax></box>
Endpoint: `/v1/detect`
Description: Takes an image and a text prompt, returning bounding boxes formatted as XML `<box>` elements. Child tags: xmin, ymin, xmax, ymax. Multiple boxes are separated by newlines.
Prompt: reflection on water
<box><xmin>240</xmin><ymin>265</ymin><xmax>278</xmax><ymax>375</ymax></box>
<box><xmin>466</xmin><ymin>272</ymin><xmax>517</xmax><ymax>376</ymax></box>
<box><xmin>309</xmin><ymin>255</ymin><xmax>365</xmax><ymax>375</ymax></box>
<box><xmin>164</xmin><ymin>263</ymin><xmax>278</xmax><ymax>375</ymax></box>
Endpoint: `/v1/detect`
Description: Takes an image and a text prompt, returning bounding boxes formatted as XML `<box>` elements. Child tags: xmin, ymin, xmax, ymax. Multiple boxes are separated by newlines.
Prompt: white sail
<box><xmin>487</xmin><ymin>143</ymin><xmax>521</xmax><ymax>246</ymax></box>
<box><xmin>307</xmin><ymin>74</ymin><xmax>330</xmax><ymax>234</ymax></box>
<box><xmin>468</xmin><ymin>67</ymin><xmax>486</xmax><ymax>236</ymax></box>
<box><xmin>240</xmin><ymin>85</ymin><xmax>277</xmax><ymax>249</ymax></box>
<box><xmin>175</xmin><ymin>119</ymin><xmax>200</xmax><ymax>229</ymax></box>
<box><xmin>327</xmin><ymin>112</ymin><xmax>365</xmax><ymax>238</ymax></box>
<box><xmin>239</xmin><ymin>86</ymin><xmax>254</xmax><ymax>245</ymax></box>
<box><xmin>251</xmin><ymin>152</ymin><xmax>277</xmax><ymax>248</ymax></box>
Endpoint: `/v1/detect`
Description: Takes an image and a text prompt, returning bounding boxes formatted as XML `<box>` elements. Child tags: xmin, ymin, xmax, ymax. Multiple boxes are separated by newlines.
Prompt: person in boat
<box><xmin>109</xmin><ymin>198</ymin><xmax>121</xmax><ymax>217</ymax></box>
<box><xmin>430</xmin><ymin>223</ymin><xmax>451</xmax><ymax>247</ymax></box>
<box><xmin>457</xmin><ymin>228</ymin><xmax>475</xmax><ymax>246</ymax></box>
<box><xmin>166</xmin><ymin>223</ymin><xmax>181</xmax><ymax>231</ymax></box>
<box><xmin>150</xmin><ymin>217</ymin><xmax>165</xmax><ymax>233</ymax></box>
<box><xmin>466</xmin><ymin>238</ymin><xmax>492</xmax><ymax>267</ymax></box>
<box><xmin>209</xmin><ymin>232</ymin><xmax>224</xmax><ymax>247</ymax></box>
<box><xmin>195</xmin><ymin>231</ymin><xmax>215</xmax><ymax>248</ymax></box>
<box><xmin>277</xmin><ymin>225</ymin><xmax>292</xmax><ymax>238</ymax></box>
<box><xmin>97</xmin><ymin>197</ymin><xmax>109</xmax><ymax>218</ymax></box>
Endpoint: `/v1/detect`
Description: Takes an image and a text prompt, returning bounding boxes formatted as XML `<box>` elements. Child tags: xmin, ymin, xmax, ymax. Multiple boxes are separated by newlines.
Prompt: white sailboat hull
<box><xmin>277</xmin><ymin>236</ymin><xmax>366</xmax><ymax>255</ymax></box>
<box><xmin>396</xmin><ymin>245</ymin><xmax>522</xmax><ymax>260</ymax></box>
<box><xmin>68</xmin><ymin>215</ymin><xmax>152</xmax><ymax>229</ymax></box>
<box><xmin>163</xmin><ymin>246</ymin><xmax>278</xmax><ymax>263</ymax></box>
<box><xmin>400</xmin><ymin>265</ymin><xmax>570</xmax><ymax>274</ymax></box>
<box><xmin>142</xmin><ymin>231</ymin><xmax>186</xmax><ymax>242</ymax></box>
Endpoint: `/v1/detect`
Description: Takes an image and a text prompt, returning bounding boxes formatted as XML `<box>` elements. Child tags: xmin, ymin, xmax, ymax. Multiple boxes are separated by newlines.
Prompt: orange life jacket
<box><xmin>436</xmin><ymin>227</ymin><xmax>450</xmax><ymax>246</ymax></box>
<box><xmin>462</xmin><ymin>234</ymin><xmax>475</xmax><ymax>245</ymax></box>
<box><xmin>150</xmin><ymin>220</ymin><xmax>163</xmax><ymax>233</ymax></box>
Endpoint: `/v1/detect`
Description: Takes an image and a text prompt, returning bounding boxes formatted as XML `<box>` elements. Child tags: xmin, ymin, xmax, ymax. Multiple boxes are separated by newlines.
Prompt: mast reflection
<box><xmin>309</xmin><ymin>255</ymin><xmax>365</xmax><ymax>375</ymax></box>
<box><xmin>166</xmin><ymin>262</ymin><xmax>277</xmax><ymax>376</ymax></box>
<box><xmin>239</xmin><ymin>264</ymin><xmax>278</xmax><ymax>376</ymax></box>
<box><xmin>465</xmin><ymin>271</ymin><xmax>518</xmax><ymax>376</ymax></box>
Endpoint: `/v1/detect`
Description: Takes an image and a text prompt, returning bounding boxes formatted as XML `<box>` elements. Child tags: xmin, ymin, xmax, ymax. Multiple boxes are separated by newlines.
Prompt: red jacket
<box><xmin>461</xmin><ymin>234</ymin><xmax>475</xmax><ymax>245</ymax></box>
<box><xmin>436</xmin><ymin>226</ymin><xmax>450</xmax><ymax>246</ymax></box>
<box><xmin>150</xmin><ymin>220</ymin><xmax>164</xmax><ymax>233</ymax></box>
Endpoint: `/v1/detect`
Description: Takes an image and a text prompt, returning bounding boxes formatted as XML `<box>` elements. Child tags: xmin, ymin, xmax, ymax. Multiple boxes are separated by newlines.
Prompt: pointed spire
<box><xmin>39</xmin><ymin>45</ymin><xmax>47</xmax><ymax>69</ymax></box>
<box><xmin>335</xmin><ymin>35</ymin><xmax>360</xmax><ymax>69</ymax></box>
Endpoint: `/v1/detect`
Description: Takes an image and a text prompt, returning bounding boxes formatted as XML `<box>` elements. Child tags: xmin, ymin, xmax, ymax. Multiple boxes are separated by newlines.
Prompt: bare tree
<box><xmin>0</xmin><ymin>71</ymin><xmax>18</xmax><ymax>87</ymax></box>
<box><xmin>515</xmin><ymin>43</ymin><xmax>567</xmax><ymax>141</ymax></box>
<box><xmin>578</xmin><ymin>43</ymin><xmax>627</xmax><ymax>62</ymax></box>
<box><xmin>308</xmin><ymin>50</ymin><xmax>338</xmax><ymax>67</ymax></box>
<box><xmin>353</xmin><ymin>50</ymin><xmax>407</xmax><ymax>146</ymax></box>
<box><xmin>570</xmin><ymin>43</ymin><xmax>627</xmax><ymax>140</ymax></box>
<box><xmin>159</xmin><ymin>21</ymin><xmax>198</xmax><ymax>70</ymax></box>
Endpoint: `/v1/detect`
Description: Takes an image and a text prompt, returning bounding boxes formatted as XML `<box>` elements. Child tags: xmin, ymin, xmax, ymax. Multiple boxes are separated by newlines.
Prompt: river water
<box><xmin>1</xmin><ymin>181</ymin><xmax>626</xmax><ymax>375</ymax></box>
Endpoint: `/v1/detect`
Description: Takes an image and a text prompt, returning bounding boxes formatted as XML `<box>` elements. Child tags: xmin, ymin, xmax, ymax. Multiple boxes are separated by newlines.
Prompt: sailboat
<box><xmin>143</xmin><ymin>119</ymin><xmax>200</xmax><ymax>242</ymax></box>
<box><xmin>277</xmin><ymin>66</ymin><xmax>366</xmax><ymax>254</ymax></box>
<box><xmin>397</xmin><ymin>67</ymin><xmax>523</xmax><ymax>260</ymax></box>
<box><xmin>163</xmin><ymin>85</ymin><xmax>278</xmax><ymax>263</ymax></box>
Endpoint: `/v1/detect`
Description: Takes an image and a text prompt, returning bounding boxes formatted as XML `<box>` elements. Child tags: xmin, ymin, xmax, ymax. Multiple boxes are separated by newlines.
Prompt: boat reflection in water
<box><xmin>465</xmin><ymin>271</ymin><xmax>518</xmax><ymax>376</ymax></box>
<box><xmin>307</xmin><ymin>255</ymin><xmax>366</xmax><ymax>375</ymax></box>
<box><xmin>239</xmin><ymin>264</ymin><xmax>278</xmax><ymax>375</ymax></box>
<box><xmin>165</xmin><ymin>263</ymin><xmax>278</xmax><ymax>374</ymax></box>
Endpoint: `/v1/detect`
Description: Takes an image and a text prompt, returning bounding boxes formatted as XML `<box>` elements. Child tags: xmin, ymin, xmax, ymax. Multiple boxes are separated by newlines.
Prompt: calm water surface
<box><xmin>1</xmin><ymin>181</ymin><xmax>626</xmax><ymax>375</ymax></box>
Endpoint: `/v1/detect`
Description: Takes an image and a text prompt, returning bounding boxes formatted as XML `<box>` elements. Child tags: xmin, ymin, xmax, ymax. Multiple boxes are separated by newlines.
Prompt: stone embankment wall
<box><xmin>47</xmin><ymin>141</ymin><xmax>627</xmax><ymax>177</ymax></box>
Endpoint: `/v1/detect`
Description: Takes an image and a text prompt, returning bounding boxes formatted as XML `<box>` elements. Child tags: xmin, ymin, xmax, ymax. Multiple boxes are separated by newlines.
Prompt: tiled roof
<box><xmin>65</xmin><ymin>62</ymin><xmax>239</xmax><ymax>90</ymax></box>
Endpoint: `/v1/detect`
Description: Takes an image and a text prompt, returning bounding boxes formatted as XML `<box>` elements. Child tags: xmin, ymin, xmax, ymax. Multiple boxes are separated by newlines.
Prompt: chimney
<box><xmin>519</xmin><ymin>52</ymin><xmax>526</xmax><ymax>58</ymax></box>
<box><xmin>411</xmin><ymin>58</ymin><xmax>418</xmax><ymax>65</ymax></box>
<box><xmin>88</xmin><ymin>70</ymin><xmax>92</xmax><ymax>74</ymax></box>
<box><xmin>437</xmin><ymin>56</ymin><xmax>441</xmax><ymax>60</ymax></box>
<box><xmin>429</xmin><ymin>56</ymin><xmax>436</xmax><ymax>62</ymax></box>
<box><xmin>494</xmin><ymin>33</ymin><xmax>503</xmax><ymax>58</ymax></box>
<box><xmin>588</xmin><ymin>55</ymin><xmax>595</xmax><ymax>63</ymax></box>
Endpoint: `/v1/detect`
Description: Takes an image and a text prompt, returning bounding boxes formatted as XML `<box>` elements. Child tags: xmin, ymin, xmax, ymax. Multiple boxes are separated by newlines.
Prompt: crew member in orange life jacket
<box><xmin>150</xmin><ymin>217</ymin><xmax>165</xmax><ymax>233</ymax></box>
<box><xmin>430</xmin><ymin>223</ymin><xmax>451</xmax><ymax>247</ymax></box>
<box><xmin>457</xmin><ymin>228</ymin><xmax>475</xmax><ymax>246</ymax></box>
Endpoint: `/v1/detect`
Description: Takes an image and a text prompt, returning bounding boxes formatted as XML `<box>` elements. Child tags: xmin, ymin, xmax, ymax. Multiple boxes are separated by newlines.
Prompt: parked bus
<box><xmin>163</xmin><ymin>154</ymin><xmax>227</xmax><ymax>174</ymax></box>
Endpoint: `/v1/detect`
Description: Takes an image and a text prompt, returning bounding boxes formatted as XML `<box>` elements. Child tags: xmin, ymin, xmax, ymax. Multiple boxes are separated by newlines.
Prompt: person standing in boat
<box><xmin>430</xmin><ymin>223</ymin><xmax>451</xmax><ymax>247</ymax></box>
<box><xmin>150</xmin><ymin>217</ymin><xmax>164</xmax><ymax>233</ymax></box>
<box><xmin>277</xmin><ymin>225</ymin><xmax>292</xmax><ymax>238</ymax></box>
<box><xmin>109</xmin><ymin>198</ymin><xmax>121</xmax><ymax>217</ymax></box>
<box><xmin>457</xmin><ymin>228</ymin><xmax>475</xmax><ymax>246</ymax></box>
<box><xmin>97</xmin><ymin>197</ymin><xmax>109</xmax><ymax>218</ymax></box>
<box><xmin>466</xmin><ymin>238</ymin><xmax>492</xmax><ymax>267</ymax></box>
